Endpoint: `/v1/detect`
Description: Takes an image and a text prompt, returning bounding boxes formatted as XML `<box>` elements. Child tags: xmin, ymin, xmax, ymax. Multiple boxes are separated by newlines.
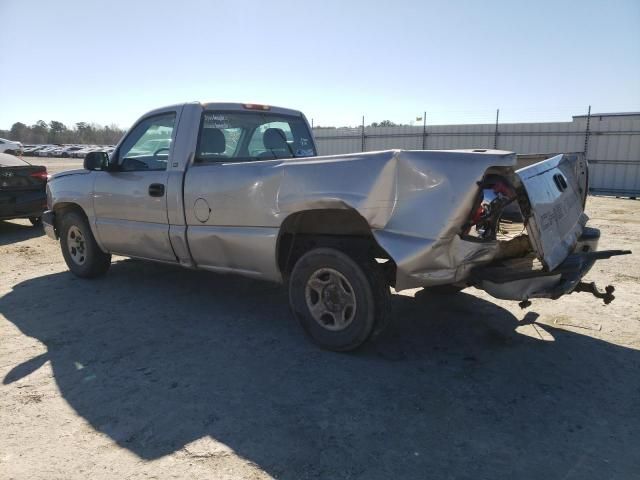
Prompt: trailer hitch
<box><xmin>574</xmin><ymin>281</ymin><xmax>616</xmax><ymax>304</ymax></box>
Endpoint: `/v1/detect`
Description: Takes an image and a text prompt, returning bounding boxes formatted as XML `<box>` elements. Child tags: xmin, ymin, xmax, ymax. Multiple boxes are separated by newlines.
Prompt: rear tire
<box><xmin>28</xmin><ymin>216</ymin><xmax>42</xmax><ymax>226</ymax></box>
<box><xmin>289</xmin><ymin>247</ymin><xmax>390</xmax><ymax>351</ymax></box>
<box><xmin>59</xmin><ymin>211</ymin><xmax>111</xmax><ymax>278</ymax></box>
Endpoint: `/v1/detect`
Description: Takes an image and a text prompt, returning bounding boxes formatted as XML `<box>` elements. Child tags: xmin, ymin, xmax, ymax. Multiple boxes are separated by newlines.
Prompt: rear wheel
<box><xmin>28</xmin><ymin>216</ymin><xmax>42</xmax><ymax>227</ymax></box>
<box><xmin>289</xmin><ymin>247</ymin><xmax>390</xmax><ymax>351</ymax></box>
<box><xmin>59</xmin><ymin>211</ymin><xmax>111</xmax><ymax>278</ymax></box>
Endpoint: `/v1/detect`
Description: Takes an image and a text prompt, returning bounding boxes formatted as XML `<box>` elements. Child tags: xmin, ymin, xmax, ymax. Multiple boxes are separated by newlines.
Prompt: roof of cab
<box><xmin>140</xmin><ymin>102</ymin><xmax>305</xmax><ymax>118</ymax></box>
<box><xmin>197</xmin><ymin>102</ymin><xmax>304</xmax><ymax>117</ymax></box>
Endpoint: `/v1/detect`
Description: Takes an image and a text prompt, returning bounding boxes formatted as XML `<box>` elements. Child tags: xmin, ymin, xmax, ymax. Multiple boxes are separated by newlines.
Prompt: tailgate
<box><xmin>517</xmin><ymin>154</ymin><xmax>589</xmax><ymax>271</ymax></box>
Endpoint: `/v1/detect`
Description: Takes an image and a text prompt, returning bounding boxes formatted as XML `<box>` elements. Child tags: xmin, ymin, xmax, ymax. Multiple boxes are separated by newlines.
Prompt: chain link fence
<box><xmin>311</xmin><ymin>109</ymin><xmax>640</xmax><ymax>197</ymax></box>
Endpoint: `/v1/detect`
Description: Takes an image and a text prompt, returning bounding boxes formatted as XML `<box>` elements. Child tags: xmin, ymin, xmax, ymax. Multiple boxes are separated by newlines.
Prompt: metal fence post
<box><xmin>583</xmin><ymin>105</ymin><xmax>591</xmax><ymax>157</ymax></box>
<box><xmin>422</xmin><ymin>111</ymin><xmax>427</xmax><ymax>149</ymax></box>
<box><xmin>361</xmin><ymin>115</ymin><xmax>365</xmax><ymax>152</ymax></box>
<box><xmin>493</xmin><ymin>108</ymin><xmax>500</xmax><ymax>149</ymax></box>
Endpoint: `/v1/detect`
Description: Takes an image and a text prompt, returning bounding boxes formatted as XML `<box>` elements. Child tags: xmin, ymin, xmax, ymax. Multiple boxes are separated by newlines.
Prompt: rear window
<box><xmin>195</xmin><ymin>111</ymin><xmax>315</xmax><ymax>163</ymax></box>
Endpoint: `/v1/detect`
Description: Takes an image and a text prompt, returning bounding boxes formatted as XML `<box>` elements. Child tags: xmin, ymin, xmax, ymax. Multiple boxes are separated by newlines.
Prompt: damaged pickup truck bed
<box><xmin>42</xmin><ymin>102</ymin><xmax>631</xmax><ymax>351</ymax></box>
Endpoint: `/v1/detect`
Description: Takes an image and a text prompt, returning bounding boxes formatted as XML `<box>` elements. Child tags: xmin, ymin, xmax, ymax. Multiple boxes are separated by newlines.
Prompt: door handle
<box><xmin>148</xmin><ymin>183</ymin><xmax>165</xmax><ymax>197</ymax></box>
<box><xmin>553</xmin><ymin>173</ymin><xmax>568</xmax><ymax>192</ymax></box>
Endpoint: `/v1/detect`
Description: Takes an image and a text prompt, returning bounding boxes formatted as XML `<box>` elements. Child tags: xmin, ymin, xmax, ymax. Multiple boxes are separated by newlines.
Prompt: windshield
<box><xmin>195</xmin><ymin>111</ymin><xmax>315</xmax><ymax>162</ymax></box>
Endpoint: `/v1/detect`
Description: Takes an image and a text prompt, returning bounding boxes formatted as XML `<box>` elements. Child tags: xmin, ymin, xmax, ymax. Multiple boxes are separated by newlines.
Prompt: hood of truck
<box><xmin>516</xmin><ymin>153</ymin><xmax>589</xmax><ymax>271</ymax></box>
<box><xmin>49</xmin><ymin>169</ymin><xmax>91</xmax><ymax>181</ymax></box>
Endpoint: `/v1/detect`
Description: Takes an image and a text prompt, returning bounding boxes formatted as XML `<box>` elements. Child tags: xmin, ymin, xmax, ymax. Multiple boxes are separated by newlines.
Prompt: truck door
<box><xmin>93</xmin><ymin>110</ymin><xmax>178</xmax><ymax>261</ymax></box>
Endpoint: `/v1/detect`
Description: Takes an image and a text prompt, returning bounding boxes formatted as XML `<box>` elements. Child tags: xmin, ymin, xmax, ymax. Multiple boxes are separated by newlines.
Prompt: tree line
<box><xmin>314</xmin><ymin>120</ymin><xmax>409</xmax><ymax>129</ymax></box>
<box><xmin>0</xmin><ymin>121</ymin><xmax>126</xmax><ymax>145</ymax></box>
<box><xmin>1</xmin><ymin>118</ymin><xmax>409</xmax><ymax>145</ymax></box>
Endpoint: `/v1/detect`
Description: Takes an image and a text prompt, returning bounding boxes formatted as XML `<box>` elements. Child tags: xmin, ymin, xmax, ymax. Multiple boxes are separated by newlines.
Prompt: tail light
<box><xmin>244</xmin><ymin>103</ymin><xmax>270</xmax><ymax>111</ymax></box>
<box><xmin>30</xmin><ymin>168</ymin><xmax>48</xmax><ymax>181</ymax></box>
<box><xmin>463</xmin><ymin>179</ymin><xmax>516</xmax><ymax>239</ymax></box>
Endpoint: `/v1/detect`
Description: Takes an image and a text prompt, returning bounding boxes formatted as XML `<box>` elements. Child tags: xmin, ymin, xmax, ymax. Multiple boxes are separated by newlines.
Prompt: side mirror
<box><xmin>83</xmin><ymin>151</ymin><xmax>109</xmax><ymax>171</ymax></box>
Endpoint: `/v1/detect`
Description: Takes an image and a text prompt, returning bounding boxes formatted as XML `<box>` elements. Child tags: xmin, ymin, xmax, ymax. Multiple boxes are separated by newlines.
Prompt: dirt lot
<box><xmin>1</xmin><ymin>163</ymin><xmax>639</xmax><ymax>479</ymax></box>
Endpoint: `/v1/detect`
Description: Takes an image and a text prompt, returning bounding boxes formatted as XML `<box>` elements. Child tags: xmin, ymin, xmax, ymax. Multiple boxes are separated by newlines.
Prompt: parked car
<box><xmin>0</xmin><ymin>138</ymin><xmax>23</xmax><ymax>155</ymax></box>
<box><xmin>42</xmin><ymin>102</ymin><xmax>631</xmax><ymax>351</ymax></box>
<box><xmin>60</xmin><ymin>146</ymin><xmax>84</xmax><ymax>157</ymax></box>
<box><xmin>24</xmin><ymin>145</ymin><xmax>46</xmax><ymax>156</ymax></box>
<box><xmin>48</xmin><ymin>145</ymin><xmax>67</xmax><ymax>157</ymax></box>
<box><xmin>36</xmin><ymin>145</ymin><xmax>57</xmax><ymax>157</ymax></box>
<box><xmin>72</xmin><ymin>146</ymin><xmax>98</xmax><ymax>158</ymax></box>
<box><xmin>0</xmin><ymin>152</ymin><xmax>48</xmax><ymax>225</ymax></box>
<box><xmin>21</xmin><ymin>145</ymin><xmax>40</xmax><ymax>156</ymax></box>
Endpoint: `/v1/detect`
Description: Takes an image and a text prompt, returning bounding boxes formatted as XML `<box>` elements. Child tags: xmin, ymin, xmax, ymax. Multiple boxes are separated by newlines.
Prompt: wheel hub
<box><xmin>67</xmin><ymin>225</ymin><xmax>87</xmax><ymax>265</ymax></box>
<box><xmin>305</xmin><ymin>268</ymin><xmax>357</xmax><ymax>331</ymax></box>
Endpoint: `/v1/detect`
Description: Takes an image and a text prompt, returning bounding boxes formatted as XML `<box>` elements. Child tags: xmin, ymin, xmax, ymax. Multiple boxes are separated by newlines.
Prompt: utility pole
<box><xmin>493</xmin><ymin>108</ymin><xmax>500</xmax><ymax>149</ymax></box>
<box><xmin>361</xmin><ymin>115</ymin><xmax>365</xmax><ymax>152</ymax></box>
<box><xmin>422</xmin><ymin>111</ymin><xmax>427</xmax><ymax>149</ymax></box>
<box><xmin>584</xmin><ymin>105</ymin><xmax>592</xmax><ymax>157</ymax></box>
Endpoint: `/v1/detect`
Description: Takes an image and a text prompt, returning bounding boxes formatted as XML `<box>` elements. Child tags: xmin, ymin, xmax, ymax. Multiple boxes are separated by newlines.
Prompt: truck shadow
<box><xmin>1</xmin><ymin>259</ymin><xmax>638</xmax><ymax>479</ymax></box>
<box><xmin>0</xmin><ymin>219</ymin><xmax>43</xmax><ymax>246</ymax></box>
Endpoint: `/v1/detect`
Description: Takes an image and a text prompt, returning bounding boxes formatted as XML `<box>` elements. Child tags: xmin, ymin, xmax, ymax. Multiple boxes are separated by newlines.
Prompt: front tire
<box><xmin>59</xmin><ymin>211</ymin><xmax>111</xmax><ymax>278</ymax></box>
<box><xmin>289</xmin><ymin>247</ymin><xmax>390</xmax><ymax>351</ymax></box>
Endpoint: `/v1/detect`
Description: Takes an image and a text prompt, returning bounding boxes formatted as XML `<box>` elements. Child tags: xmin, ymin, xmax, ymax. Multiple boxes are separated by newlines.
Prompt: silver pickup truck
<box><xmin>43</xmin><ymin>102</ymin><xmax>630</xmax><ymax>351</ymax></box>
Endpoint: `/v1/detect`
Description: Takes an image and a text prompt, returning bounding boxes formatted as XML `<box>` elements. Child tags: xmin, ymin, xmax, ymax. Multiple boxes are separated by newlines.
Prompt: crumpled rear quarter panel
<box><xmin>184</xmin><ymin>149</ymin><xmax>516</xmax><ymax>288</ymax></box>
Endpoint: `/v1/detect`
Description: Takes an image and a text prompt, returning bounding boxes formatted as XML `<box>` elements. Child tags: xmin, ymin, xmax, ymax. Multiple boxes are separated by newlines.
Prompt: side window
<box><xmin>118</xmin><ymin>113</ymin><xmax>176</xmax><ymax>171</ymax></box>
<box><xmin>248</xmin><ymin>121</ymin><xmax>293</xmax><ymax>157</ymax></box>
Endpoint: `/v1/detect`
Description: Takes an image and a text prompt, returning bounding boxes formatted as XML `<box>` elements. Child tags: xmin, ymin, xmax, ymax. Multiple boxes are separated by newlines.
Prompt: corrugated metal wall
<box><xmin>583</xmin><ymin>116</ymin><xmax>640</xmax><ymax>197</ymax></box>
<box><xmin>312</xmin><ymin>114</ymin><xmax>640</xmax><ymax>196</ymax></box>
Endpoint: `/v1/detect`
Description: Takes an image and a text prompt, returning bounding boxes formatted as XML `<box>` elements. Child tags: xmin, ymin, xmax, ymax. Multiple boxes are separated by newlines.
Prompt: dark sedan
<box><xmin>0</xmin><ymin>153</ymin><xmax>48</xmax><ymax>226</ymax></box>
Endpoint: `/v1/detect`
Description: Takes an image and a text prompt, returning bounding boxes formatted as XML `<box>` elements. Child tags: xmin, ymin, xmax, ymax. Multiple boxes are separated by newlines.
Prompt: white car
<box><xmin>72</xmin><ymin>146</ymin><xmax>98</xmax><ymax>158</ymax></box>
<box><xmin>0</xmin><ymin>138</ymin><xmax>23</xmax><ymax>155</ymax></box>
<box><xmin>60</xmin><ymin>146</ymin><xmax>84</xmax><ymax>158</ymax></box>
<box><xmin>37</xmin><ymin>146</ymin><xmax>58</xmax><ymax>157</ymax></box>
<box><xmin>48</xmin><ymin>146</ymin><xmax>67</xmax><ymax>157</ymax></box>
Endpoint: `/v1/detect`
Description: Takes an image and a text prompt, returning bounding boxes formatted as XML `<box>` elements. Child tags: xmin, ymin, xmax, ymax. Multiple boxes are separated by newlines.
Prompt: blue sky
<box><xmin>1</xmin><ymin>0</ymin><xmax>638</xmax><ymax>129</ymax></box>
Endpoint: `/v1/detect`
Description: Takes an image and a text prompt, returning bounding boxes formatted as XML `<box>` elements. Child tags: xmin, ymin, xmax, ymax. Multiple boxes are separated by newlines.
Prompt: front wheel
<box><xmin>289</xmin><ymin>247</ymin><xmax>390</xmax><ymax>351</ymax></box>
<box><xmin>59</xmin><ymin>211</ymin><xmax>111</xmax><ymax>278</ymax></box>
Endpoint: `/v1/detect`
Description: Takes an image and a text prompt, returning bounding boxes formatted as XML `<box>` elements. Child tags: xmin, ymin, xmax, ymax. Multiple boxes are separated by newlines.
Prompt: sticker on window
<box><xmin>204</xmin><ymin>114</ymin><xmax>230</xmax><ymax>129</ymax></box>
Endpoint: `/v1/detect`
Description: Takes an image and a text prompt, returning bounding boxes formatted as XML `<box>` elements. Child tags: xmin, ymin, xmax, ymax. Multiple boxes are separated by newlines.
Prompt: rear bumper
<box><xmin>476</xmin><ymin>253</ymin><xmax>595</xmax><ymax>302</ymax></box>
<box><xmin>42</xmin><ymin>210</ymin><xmax>57</xmax><ymax>239</ymax></box>
<box><xmin>0</xmin><ymin>189</ymin><xmax>47</xmax><ymax>220</ymax></box>
<box><xmin>472</xmin><ymin>227</ymin><xmax>631</xmax><ymax>302</ymax></box>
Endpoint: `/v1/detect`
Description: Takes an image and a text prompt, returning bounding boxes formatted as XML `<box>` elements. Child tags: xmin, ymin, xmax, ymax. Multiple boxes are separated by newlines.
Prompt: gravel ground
<box><xmin>1</xmin><ymin>162</ymin><xmax>639</xmax><ymax>479</ymax></box>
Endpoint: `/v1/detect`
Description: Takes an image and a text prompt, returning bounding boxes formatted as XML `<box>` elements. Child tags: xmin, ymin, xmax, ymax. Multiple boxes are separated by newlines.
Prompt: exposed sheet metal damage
<box><xmin>287</xmin><ymin>149</ymin><xmax>529</xmax><ymax>291</ymax></box>
<box><xmin>283</xmin><ymin>149</ymin><xmax>630</xmax><ymax>303</ymax></box>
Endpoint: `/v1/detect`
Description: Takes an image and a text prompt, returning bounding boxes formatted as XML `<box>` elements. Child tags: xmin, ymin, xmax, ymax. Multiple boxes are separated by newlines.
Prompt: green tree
<box><xmin>49</xmin><ymin>120</ymin><xmax>67</xmax><ymax>143</ymax></box>
<box><xmin>369</xmin><ymin>120</ymin><xmax>398</xmax><ymax>128</ymax></box>
<box><xmin>30</xmin><ymin>120</ymin><xmax>49</xmax><ymax>144</ymax></box>
<box><xmin>9</xmin><ymin>122</ymin><xmax>28</xmax><ymax>142</ymax></box>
